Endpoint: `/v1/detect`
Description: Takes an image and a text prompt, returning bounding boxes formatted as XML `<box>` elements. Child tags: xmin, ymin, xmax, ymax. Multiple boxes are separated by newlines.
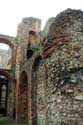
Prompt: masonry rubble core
<box><xmin>0</xmin><ymin>9</ymin><xmax>83</xmax><ymax>125</ymax></box>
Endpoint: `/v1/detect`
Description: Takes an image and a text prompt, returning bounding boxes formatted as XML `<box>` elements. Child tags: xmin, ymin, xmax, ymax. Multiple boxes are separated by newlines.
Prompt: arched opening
<box><xmin>31</xmin><ymin>56</ymin><xmax>46</xmax><ymax>125</ymax></box>
<box><xmin>27</xmin><ymin>30</ymin><xmax>37</xmax><ymax>49</ymax></box>
<box><xmin>0</xmin><ymin>73</ymin><xmax>9</xmax><ymax>116</ymax></box>
<box><xmin>18</xmin><ymin>71</ymin><xmax>28</xmax><ymax>123</ymax></box>
<box><xmin>27</xmin><ymin>49</ymin><xmax>34</xmax><ymax>59</ymax></box>
<box><xmin>29</xmin><ymin>30</ymin><xmax>37</xmax><ymax>44</ymax></box>
<box><xmin>0</xmin><ymin>43</ymin><xmax>12</xmax><ymax>69</ymax></box>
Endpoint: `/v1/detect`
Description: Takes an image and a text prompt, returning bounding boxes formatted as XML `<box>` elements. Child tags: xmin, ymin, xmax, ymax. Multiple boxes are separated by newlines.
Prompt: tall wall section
<box><xmin>15</xmin><ymin>9</ymin><xmax>83</xmax><ymax>125</ymax></box>
<box><xmin>44</xmin><ymin>9</ymin><xmax>83</xmax><ymax>125</ymax></box>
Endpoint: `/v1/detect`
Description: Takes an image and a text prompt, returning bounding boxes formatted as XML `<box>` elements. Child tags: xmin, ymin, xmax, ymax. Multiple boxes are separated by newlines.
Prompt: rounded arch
<box><xmin>31</xmin><ymin>55</ymin><xmax>43</xmax><ymax>71</ymax></box>
<box><xmin>0</xmin><ymin>38</ymin><xmax>13</xmax><ymax>69</ymax></box>
<box><xmin>0</xmin><ymin>38</ymin><xmax>13</xmax><ymax>49</ymax></box>
<box><xmin>0</xmin><ymin>70</ymin><xmax>10</xmax><ymax>116</ymax></box>
<box><xmin>18</xmin><ymin>71</ymin><xmax>28</xmax><ymax>123</ymax></box>
<box><xmin>0</xmin><ymin>69</ymin><xmax>11</xmax><ymax>92</ymax></box>
<box><xmin>31</xmin><ymin>55</ymin><xmax>46</xmax><ymax>125</ymax></box>
<box><xmin>19</xmin><ymin>71</ymin><xmax>28</xmax><ymax>85</ymax></box>
<box><xmin>0</xmin><ymin>69</ymin><xmax>10</xmax><ymax>80</ymax></box>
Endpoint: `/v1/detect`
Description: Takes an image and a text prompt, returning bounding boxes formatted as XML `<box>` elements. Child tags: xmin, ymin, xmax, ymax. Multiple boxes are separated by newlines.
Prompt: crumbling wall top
<box><xmin>49</xmin><ymin>9</ymin><xmax>83</xmax><ymax>35</ymax></box>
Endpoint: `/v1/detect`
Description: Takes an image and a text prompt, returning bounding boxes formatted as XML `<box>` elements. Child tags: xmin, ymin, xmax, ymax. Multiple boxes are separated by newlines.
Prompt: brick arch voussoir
<box><xmin>0</xmin><ymin>38</ymin><xmax>14</xmax><ymax>49</ymax></box>
<box><xmin>0</xmin><ymin>69</ymin><xmax>11</xmax><ymax>81</ymax></box>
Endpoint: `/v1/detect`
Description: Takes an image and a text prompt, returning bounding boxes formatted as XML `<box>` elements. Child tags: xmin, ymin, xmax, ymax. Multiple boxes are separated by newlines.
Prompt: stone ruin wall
<box><xmin>15</xmin><ymin>9</ymin><xmax>83</xmax><ymax>125</ymax></box>
<box><xmin>44</xmin><ymin>9</ymin><xmax>83</xmax><ymax>125</ymax></box>
<box><xmin>15</xmin><ymin>17</ymin><xmax>41</xmax><ymax>79</ymax></box>
<box><xmin>15</xmin><ymin>17</ymin><xmax>43</xmax><ymax>124</ymax></box>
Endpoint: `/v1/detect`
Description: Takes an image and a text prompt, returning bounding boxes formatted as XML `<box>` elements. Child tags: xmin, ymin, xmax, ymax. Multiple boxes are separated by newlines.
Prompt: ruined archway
<box><xmin>0</xmin><ymin>37</ymin><xmax>13</xmax><ymax>70</ymax></box>
<box><xmin>18</xmin><ymin>71</ymin><xmax>28</xmax><ymax>123</ymax></box>
<box><xmin>31</xmin><ymin>56</ymin><xmax>46</xmax><ymax>125</ymax></box>
<box><xmin>0</xmin><ymin>69</ymin><xmax>10</xmax><ymax>116</ymax></box>
<box><xmin>0</xmin><ymin>38</ymin><xmax>13</xmax><ymax>49</ymax></box>
<box><xmin>0</xmin><ymin>43</ymin><xmax>11</xmax><ymax>69</ymax></box>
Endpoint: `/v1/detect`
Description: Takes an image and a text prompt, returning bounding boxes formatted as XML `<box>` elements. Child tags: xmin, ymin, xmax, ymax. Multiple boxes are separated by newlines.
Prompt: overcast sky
<box><xmin>0</xmin><ymin>0</ymin><xmax>83</xmax><ymax>49</ymax></box>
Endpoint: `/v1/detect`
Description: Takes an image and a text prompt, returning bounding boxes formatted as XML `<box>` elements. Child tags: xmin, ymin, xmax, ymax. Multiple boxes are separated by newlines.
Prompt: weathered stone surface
<box><xmin>15</xmin><ymin>9</ymin><xmax>83</xmax><ymax>125</ymax></box>
<box><xmin>49</xmin><ymin>8</ymin><xmax>83</xmax><ymax>34</ymax></box>
<box><xmin>45</xmin><ymin>8</ymin><xmax>83</xmax><ymax>125</ymax></box>
<box><xmin>1</xmin><ymin>8</ymin><xmax>83</xmax><ymax>125</ymax></box>
<box><xmin>43</xmin><ymin>17</ymin><xmax>55</xmax><ymax>36</ymax></box>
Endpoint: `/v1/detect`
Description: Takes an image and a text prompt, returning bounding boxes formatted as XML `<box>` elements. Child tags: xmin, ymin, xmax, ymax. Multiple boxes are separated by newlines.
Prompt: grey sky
<box><xmin>0</xmin><ymin>0</ymin><xmax>83</xmax><ymax>49</ymax></box>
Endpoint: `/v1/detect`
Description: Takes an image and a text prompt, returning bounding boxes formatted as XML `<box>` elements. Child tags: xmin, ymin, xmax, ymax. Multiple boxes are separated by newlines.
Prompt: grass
<box><xmin>0</xmin><ymin>119</ymin><xmax>14</xmax><ymax>125</ymax></box>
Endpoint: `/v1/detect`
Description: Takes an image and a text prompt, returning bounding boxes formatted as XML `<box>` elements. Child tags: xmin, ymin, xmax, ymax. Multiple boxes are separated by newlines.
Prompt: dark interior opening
<box><xmin>0</xmin><ymin>74</ymin><xmax>8</xmax><ymax>116</ymax></box>
<box><xmin>27</xmin><ymin>49</ymin><xmax>34</xmax><ymax>59</ymax></box>
<box><xmin>29</xmin><ymin>30</ymin><xmax>36</xmax><ymax>36</ymax></box>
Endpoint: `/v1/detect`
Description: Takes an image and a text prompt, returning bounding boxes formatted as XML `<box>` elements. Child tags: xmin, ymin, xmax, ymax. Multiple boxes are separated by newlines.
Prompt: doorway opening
<box><xmin>19</xmin><ymin>71</ymin><xmax>28</xmax><ymax>123</ymax></box>
<box><xmin>0</xmin><ymin>74</ymin><xmax>9</xmax><ymax>116</ymax></box>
